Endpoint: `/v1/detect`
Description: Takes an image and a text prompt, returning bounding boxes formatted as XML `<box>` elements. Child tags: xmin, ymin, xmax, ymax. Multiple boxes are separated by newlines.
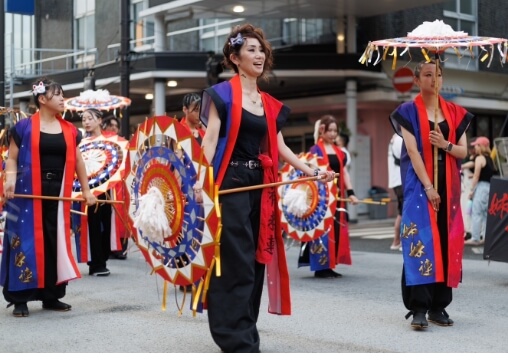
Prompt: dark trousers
<box><xmin>3</xmin><ymin>178</ymin><xmax>66</xmax><ymax>303</ymax></box>
<box><xmin>87</xmin><ymin>194</ymin><xmax>111</xmax><ymax>270</ymax></box>
<box><xmin>207</xmin><ymin>166</ymin><xmax>263</xmax><ymax>353</ymax></box>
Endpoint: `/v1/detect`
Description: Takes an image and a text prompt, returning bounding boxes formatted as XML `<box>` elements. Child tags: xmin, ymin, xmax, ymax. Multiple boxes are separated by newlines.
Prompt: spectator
<box><xmin>388</xmin><ymin>132</ymin><xmax>403</xmax><ymax>251</ymax></box>
<box><xmin>460</xmin><ymin>139</ymin><xmax>476</xmax><ymax>240</ymax></box>
<box><xmin>336</xmin><ymin>132</ymin><xmax>351</xmax><ymax>170</ymax></box>
<box><xmin>465</xmin><ymin>137</ymin><xmax>495</xmax><ymax>246</ymax></box>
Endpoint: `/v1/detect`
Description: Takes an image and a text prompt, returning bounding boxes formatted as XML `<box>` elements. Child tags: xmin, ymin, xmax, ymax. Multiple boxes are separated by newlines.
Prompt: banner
<box><xmin>6</xmin><ymin>0</ymin><xmax>35</xmax><ymax>15</ymax></box>
<box><xmin>483</xmin><ymin>176</ymin><xmax>508</xmax><ymax>263</ymax></box>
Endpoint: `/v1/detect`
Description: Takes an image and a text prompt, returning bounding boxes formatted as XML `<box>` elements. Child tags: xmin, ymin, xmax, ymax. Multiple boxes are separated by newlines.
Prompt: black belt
<box><xmin>42</xmin><ymin>171</ymin><xmax>63</xmax><ymax>180</ymax></box>
<box><xmin>229</xmin><ymin>160</ymin><xmax>260</xmax><ymax>169</ymax></box>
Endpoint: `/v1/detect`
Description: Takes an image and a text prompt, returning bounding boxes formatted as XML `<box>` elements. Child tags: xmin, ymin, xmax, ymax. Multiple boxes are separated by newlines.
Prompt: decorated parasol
<box><xmin>278</xmin><ymin>152</ymin><xmax>337</xmax><ymax>243</ymax></box>
<box><xmin>359</xmin><ymin>19</ymin><xmax>508</xmax><ymax>188</ymax></box>
<box><xmin>125</xmin><ymin>115</ymin><xmax>221</xmax><ymax>313</ymax></box>
<box><xmin>64</xmin><ymin>89</ymin><xmax>131</xmax><ymax>115</ymax></box>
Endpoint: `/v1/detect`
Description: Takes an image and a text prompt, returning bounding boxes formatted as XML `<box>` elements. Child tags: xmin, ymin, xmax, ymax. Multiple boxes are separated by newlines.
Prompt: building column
<box><xmin>154</xmin><ymin>13</ymin><xmax>165</xmax><ymax>52</ymax></box>
<box><xmin>347</xmin><ymin>14</ymin><xmax>356</xmax><ymax>53</ymax></box>
<box><xmin>154</xmin><ymin>79</ymin><xmax>166</xmax><ymax>116</ymax></box>
<box><xmin>345</xmin><ymin>15</ymin><xmax>358</xmax><ymax>221</ymax></box>
<box><xmin>153</xmin><ymin>14</ymin><xmax>166</xmax><ymax>115</ymax></box>
<box><xmin>346</xmin><ymin>78</ymin><xmax>358</xmax><ymax>221</ymax></box>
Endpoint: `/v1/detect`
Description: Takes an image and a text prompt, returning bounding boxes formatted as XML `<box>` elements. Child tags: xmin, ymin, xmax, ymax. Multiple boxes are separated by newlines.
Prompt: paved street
<box><xmin>1</xmin><ymin>217</ymin><xmax>507</xmax><ymax>353</ymax></box>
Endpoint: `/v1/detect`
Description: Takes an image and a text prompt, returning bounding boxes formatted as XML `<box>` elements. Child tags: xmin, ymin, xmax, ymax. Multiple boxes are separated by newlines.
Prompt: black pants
<box><xmin>3</xmin><ymin>178</ymin><xmax>66</xmax><ymax>303</ymax></box>
<box><xmin>207</xmin><ymin>166</ymin><xmax>263</xmax><ymax>353</ymax></box>
<box><xmin>87</xmin><ymin>193</ymin><xmax>112</xmax><ymax>270</ymax></box>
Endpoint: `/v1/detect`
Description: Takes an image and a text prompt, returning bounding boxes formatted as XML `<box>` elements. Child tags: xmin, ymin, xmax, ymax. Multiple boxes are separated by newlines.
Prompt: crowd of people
<box><xmin>0</xmin><ymin>22</ymin><xmax>501</xmax><ymax>352</ymax></box>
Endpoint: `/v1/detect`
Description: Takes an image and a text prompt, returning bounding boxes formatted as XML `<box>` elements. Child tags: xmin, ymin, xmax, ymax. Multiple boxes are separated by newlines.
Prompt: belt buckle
<box><xmin>230</xmin><ymin>161</ymin><xmax>238</xmax><ymax>167</ymax></box>
<box><xmin>45</xmin><ymin>172</ymin><xmax>58</xmax><ymax>180</ymax></box>
<box><xmin>248</xmin><ymin>160</ymin><xmax>257</xmax><ymax>169</ymax></box>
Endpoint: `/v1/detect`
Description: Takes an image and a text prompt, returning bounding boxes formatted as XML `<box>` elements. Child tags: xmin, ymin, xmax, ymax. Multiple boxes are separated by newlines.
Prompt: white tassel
<box><xmin>133</xmin><ymin>186</ymin><xmax>171</xmax><ymax>242</ymax></box>
<box><xmin>282</xmin><ymin>188</ymin><xmax>309</xmax><ymax>217</ymax></box>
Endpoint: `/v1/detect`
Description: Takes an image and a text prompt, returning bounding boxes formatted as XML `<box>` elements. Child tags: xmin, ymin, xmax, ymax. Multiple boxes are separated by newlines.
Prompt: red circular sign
<box><xmin>393</xmin><ymin>67</ymin><xmax>414</xmax><ymax>93</ymax></box>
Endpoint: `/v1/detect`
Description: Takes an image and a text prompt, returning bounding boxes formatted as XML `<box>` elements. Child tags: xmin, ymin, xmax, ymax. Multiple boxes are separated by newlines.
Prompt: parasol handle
<box><xmin>0</xmin><ymin>194</ymin><xmax>124</xmax><ymax>204</ymax></box>
<box><xmin>217</xmin><ymin>173</ymin><xmax>339</xmax><ymax>195</ymax></box>
<box><xmin>433</xmin><ymin>54</ymin><xmax>439</xmax><ymax>191</ymax></box>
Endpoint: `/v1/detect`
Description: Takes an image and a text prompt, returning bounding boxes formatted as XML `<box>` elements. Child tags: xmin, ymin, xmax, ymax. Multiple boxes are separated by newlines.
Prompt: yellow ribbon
<box><xmin>421</xmin><ymin>48</ymin><xmax>431</xmax><ymax>62</ymax></box>
<box><xmin>389</xmin><ymin>48</ymin><xmax>398</xmax><ymax>69</ymax></box>
<box><xmin>162</xmin><ymin>280</ymin><xmax>168</xmax><ymax>311</ymax></box>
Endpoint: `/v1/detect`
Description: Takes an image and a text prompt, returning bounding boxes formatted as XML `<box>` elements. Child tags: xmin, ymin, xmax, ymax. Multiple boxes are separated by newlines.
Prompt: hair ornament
<box><xmin>229</xmin><ymin>33</ymin><xmax>244</xmax><ymax>47</ymax></box>
<box><xmin>32</xmin><ymin>81</ymin><xmax>47</xmax><ymax>96</ymax></box>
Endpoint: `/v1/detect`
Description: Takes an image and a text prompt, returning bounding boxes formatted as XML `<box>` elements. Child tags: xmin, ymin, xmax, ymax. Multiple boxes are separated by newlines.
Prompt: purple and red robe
<box><xmin>200</xmin><ymin>74</ymin><xmax>291</xmax><ymax>315</ymax></box>
<box><xmin>305</xmin><ymin>140</ymin><xmax>352</xmax><ymax>270</ymax></box>
<box><xmin>390</xmin><ymin>94</ymin><xmax>473</xmax><ymax>287</ymax></box>
<box><xmin>71</xmin><ymin>131</ymin><xmax>123</xmax><ymax>263</ymax></box>
<box><xmin>0</xmin><ymin>112</ymin><xmax>81</xmax><ymax>292</ymax></box>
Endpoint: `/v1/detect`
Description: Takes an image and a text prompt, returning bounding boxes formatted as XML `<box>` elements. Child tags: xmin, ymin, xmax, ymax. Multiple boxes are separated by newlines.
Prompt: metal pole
<box><xmin>120</xmin><ymin>0</ymin><xmax>130</xmax><ymax>139</ymax></box>
<box><xmin>0</xmin><ymin>0</ymin><xmax>5</xmax><ymax>129</ymax></box>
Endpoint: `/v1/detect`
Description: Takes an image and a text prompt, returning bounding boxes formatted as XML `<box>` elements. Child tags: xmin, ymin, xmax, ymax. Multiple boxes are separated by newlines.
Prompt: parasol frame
<box><xmin>359</xmin><ymin>20</ymin><xmax>508</xmax><ymax>191</ymax></box>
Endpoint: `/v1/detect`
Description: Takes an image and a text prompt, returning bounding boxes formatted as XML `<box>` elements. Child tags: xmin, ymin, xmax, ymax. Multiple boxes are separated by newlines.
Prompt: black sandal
<box><xmin>42</xmin><ymin>299</ymin><xmax>71</xmax><ymax>311</ymax></box>
<box><xmin>10</xmin><ymin>303</ymin><xmax>29</xmax><ymax>317</ymax></box>
<box><xmin>405</xmin><ymin>310</ymin><xmax>428</xmax><ymax>329</ymax></box>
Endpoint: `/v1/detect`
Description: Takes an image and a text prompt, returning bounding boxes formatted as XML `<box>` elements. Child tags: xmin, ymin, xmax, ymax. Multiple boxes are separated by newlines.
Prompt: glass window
<box><xmin>460</xmin><ymin>0</ymin><xmax>474</xmax><ymax>15</ymax></box>
<box><xmin>74</xmin><ymin>1</ymin><xmax>95</xmax><ymax>50</ymax></box>
<box><xmin>132</xmin><ymin>0</ymin><xmax>154</xmax><ymax>49</ymax></box>
<box><xmin>75</xmin><ymin>0</ymin><xmax>95</xmax><ymax>15</ymax></box>
<box><xmin>443</xmin><ymin>0</ymin><xmax>477</xmax><ymax>70</ymax></box>
<box><xmin>5</xmin><ymin>13</ymin><xmax>35</xmax><ymax>76</ymax></box>
<box><xmin>199</xmin><ymin>19</ymin><xmax>244</xmax><ymax>53</ymax></box>
<box><xmin>76</xmin><ymin>15</ymin><xmax>95</xmax><ymax>50</ymax></box>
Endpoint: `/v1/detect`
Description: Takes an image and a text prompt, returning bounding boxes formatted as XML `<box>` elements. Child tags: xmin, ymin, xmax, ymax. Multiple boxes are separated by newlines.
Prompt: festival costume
<box><xmin>199</xmin><ymin>74</ymin><xmax>290</xmax><ymax>352</ymax></box>
<box><xmin>389</xmin><ymin>94</ymin><xmax>472</xmax><ymax>313</ymax></box>
<box><xmin>72</xmin><ymin>132</ymin><xmax>122</xmax><ymax>267</ymax></box>
<box><xmin>1</xmin><ymin>113</ymin><xmax>80</xmax><ymax>303</ymax></box>
<box><xmin>298</xmin><ymin>140</ymin><xmax>352</xmax><ymax>271</ymax></box>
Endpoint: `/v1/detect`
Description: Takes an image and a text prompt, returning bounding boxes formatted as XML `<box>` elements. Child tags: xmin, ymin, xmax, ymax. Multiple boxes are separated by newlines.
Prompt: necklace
<box><xmin>244</xmin><ymin>91</ymin><xmax>260</xmax><ymax>105</ymax></box>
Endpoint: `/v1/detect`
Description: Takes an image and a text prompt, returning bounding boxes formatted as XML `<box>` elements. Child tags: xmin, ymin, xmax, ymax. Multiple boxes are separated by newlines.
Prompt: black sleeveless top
<box><xmin>478</xmin><ymin>155</ymin><xmax>495</xmax><ymax>182</ymax></box>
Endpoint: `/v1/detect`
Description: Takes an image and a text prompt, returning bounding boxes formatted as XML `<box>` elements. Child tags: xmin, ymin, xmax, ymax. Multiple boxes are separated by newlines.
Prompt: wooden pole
<box><xmin>434</xmin><ymin>54</ymin><xmax>439</xmax><ymax>190</ymax></box>
<box><xmin>2</xmin><ymin>194</ymin><xmax>124</xmax><ymax>204</ymax></box>
<box><xmin>217</xmin><ymin>173</ymin><xmax>339</xmax><ymax>195</ymax></box>
<box><xmin>337</xmin><ymin>197</ymin><xmax>389</xmax><ymax>205</ymax></box>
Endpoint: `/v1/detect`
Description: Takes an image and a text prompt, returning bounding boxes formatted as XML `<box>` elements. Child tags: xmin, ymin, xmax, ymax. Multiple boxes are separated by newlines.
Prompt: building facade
<box><xmin>4</xmin><ymin>0</ymin><xmax>508</xmax><ymax>218</ymax></box>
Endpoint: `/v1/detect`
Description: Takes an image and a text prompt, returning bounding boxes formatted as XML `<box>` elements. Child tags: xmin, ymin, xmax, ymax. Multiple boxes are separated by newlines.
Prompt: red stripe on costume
<box><xmin>260</xmin><ymin>92</ymin><xmax>291</xmax><ymax>315</ymax></box>
<box><xmin>30</xmin><ymin>113</ymin><xmax>45</xmax><ymax>288</ymax></box>
<box><xmin>415</xmin><ymin>95</ymin><xmax>443</xmax><ymax>281</ymax></box>
<box><xmin>59</xmin><ymin>118</ymin><xmax>81</xmax><ymax>278</ymax></box>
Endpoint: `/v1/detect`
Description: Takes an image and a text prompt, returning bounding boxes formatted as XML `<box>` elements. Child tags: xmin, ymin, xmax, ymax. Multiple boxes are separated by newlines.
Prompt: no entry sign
<box><xmin>393</xmin><ymin>67</ymin><xmax>414</xmax><ymax>93</ymax></box>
